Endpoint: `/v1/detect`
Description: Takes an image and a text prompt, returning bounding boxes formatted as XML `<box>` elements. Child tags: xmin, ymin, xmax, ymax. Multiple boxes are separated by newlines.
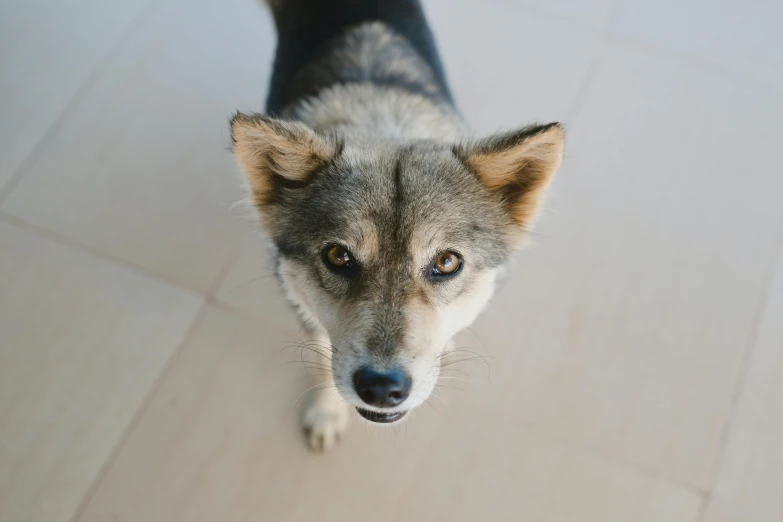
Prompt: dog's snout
<box><xmin>352</xmin><ymin>367</ymin><xmax>411</xmax><ymax>408</ymax></box>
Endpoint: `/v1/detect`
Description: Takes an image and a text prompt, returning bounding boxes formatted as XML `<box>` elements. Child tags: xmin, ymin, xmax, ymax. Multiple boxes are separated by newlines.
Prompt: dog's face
<box><xmin>231</xmin><ymin>114</ymin><xmax>563</xmax><ymax>422</ymax></box>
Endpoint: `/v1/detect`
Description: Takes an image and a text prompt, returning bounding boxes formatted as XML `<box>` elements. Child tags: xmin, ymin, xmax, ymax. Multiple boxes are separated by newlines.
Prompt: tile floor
<box><xmin>1</xmin><ymin>0</ymin><xmax>781</xmax><ymax>521</ymax></box>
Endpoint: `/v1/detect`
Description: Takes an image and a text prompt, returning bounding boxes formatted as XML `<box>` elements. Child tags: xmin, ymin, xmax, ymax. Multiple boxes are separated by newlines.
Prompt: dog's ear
<box><xmin>456</xmin><ymin>122</ymin><xmax>564</xmax><ymax>230</ymax></box>
<box><xmin>230</xmin><ymin>112</ymin><xmax>337</xmax><ymax>207</ymax></box>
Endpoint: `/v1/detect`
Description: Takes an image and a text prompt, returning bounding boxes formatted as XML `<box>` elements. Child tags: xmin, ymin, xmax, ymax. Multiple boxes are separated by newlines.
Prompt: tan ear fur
<box><xmin>461</xmin><ymin>123</ymin><xmax>564</xmax><ymax>228</ymax></box>
<box><xmin>230</xmin><ymin>112</ymin><xmax>336</xmax><ymax>206</ymax></box>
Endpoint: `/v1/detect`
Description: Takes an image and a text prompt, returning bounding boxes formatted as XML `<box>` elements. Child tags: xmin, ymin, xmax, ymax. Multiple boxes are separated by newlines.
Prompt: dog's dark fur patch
<box><xmin>266</xmin><ymin>0</ymin><xmax>453</xmax><ymax>114</ymax></box>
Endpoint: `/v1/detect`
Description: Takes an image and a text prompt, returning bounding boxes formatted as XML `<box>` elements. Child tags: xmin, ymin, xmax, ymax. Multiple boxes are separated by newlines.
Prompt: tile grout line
<box><xmin>493</xmin><ymin>4</ymin><xmax>599</xmax><ymax>34</ymax></box>
<box><xmin>476</xmin><ymin>397</ymin><xmax>709</xmax><ymax>498</ymax></box>
<box><xmin>595</xmin><ymin>0</ymin><xmax>781</xmax><ymax>96</ymax></box>
<box><xmin>0</xmin><ymin>0</ymin><xmax>161</xmax><ymax>204</ymax></box>
<box><xmin>563</xmin><ymin>55</ymin><xmax>603</xmax><ymax>125</ymax></box>
<box><xmin>68</xmin><ymin>300</ymin><xmax>211</xmax><ymax>522</ymax></box>
<box><xmin>599</xmin><ymin>0</ymin><xmax>628</xmax><ymax>40</ymax></box>
<box><xmin>560</xmin><ymin>0</ymin><xmax>613</xmax><ymax>125</ymax></box>
<box><xmin>599</xmin><ymin>33</ymin><xmax>781</xmax><ymax>97</ymax></box>
<box><xmin>695</xmin><ymin>228</ymin><xmax>783</xmax><ymax>522</ymax></box>
<box><xmin>205</xmin><ymin>232</ymin><xmax>249</xmax><ymax>300</ymax></box>
<box><xmin>696</xmin><ymin>495</ymin><xmax>711</xmax><ymax>522</ymax></box>
<box><xmin>0</xmin><ymin>211</ymin><xmax>204</xmax><ymax>298</ymax></box>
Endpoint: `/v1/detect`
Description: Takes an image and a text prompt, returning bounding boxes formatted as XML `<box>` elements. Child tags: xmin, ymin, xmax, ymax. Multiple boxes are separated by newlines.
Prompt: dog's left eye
<box><xmin>322</xmin><ymin>244</ymin><xmax>358</xmax><ymax>275</ymax></box>
<box><xmin>429</xmin><ymin>251</ymin><xmax>463</xmax><ymax>279</ymax></box>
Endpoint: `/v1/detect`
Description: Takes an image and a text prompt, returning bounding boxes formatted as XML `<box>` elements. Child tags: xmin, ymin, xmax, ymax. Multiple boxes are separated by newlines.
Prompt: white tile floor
<box><xmin>0</xmin><ymin>0</ymin><xmax>781</xmax><ymax>521</ymax></box>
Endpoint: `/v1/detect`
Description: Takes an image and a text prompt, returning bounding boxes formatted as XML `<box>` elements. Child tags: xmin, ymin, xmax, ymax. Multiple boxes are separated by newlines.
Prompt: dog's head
<box><xmin>231</xmin><ymin>113</ymin><xmax>563</xmax><ymax>422</ymax></box>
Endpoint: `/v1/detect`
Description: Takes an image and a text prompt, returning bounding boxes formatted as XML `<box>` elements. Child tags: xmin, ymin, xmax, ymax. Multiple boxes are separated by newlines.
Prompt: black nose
<box><xmin>353</xmin><ymin>367</ymin><xmax>412</xmax><ymax>408</ymax></box>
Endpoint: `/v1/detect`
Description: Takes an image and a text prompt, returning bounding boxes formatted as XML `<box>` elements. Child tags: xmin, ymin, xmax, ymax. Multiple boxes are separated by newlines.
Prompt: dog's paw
<box><xmin>301</xmin><ymin>389</ymin><xmax>349</xmax><ymax>452</ymax></box>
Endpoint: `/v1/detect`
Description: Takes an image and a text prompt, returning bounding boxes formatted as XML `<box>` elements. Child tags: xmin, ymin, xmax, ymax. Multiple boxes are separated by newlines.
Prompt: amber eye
<box><xmin>322</xmin><ymin>245</ymin><xmax>357</xmax><ymax>274</ymax></box>
<box><xmin>430</xmin><ymin>251</ymin><xmax>463</xmax><ymax>279</ymax></box>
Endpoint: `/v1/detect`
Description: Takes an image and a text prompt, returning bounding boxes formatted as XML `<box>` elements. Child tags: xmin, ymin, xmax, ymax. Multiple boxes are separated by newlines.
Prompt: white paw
<box><xmin>301</xmin><ymin>388</ymin><xmax>349</xmax><ymax>452</ymax></box>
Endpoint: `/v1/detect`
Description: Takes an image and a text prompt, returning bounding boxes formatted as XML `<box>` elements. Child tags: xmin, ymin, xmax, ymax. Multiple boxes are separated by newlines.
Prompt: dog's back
<box><xmin>265</xmin><ymin>0</ymin><xmax>455</xmax><ymax>117</ymax></box>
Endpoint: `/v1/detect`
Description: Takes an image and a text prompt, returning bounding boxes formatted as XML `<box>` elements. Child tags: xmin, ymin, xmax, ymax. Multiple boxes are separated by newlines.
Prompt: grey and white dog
<box><xmin>230</xmin><ymin>0</ymin><xmax>564</xmax><ymax>451</ymax></box>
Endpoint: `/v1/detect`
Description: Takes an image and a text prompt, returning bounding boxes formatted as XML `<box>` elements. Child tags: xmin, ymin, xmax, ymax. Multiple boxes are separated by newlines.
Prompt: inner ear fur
<box><xmin>230</xmin><ymin>112</ymin><xmax>337</xmax><ymax>206</ymax></box>
<box><xmin>455</xmin><ymin>122</ymin><xmax>564</xmax><ymax>228</ymax></box>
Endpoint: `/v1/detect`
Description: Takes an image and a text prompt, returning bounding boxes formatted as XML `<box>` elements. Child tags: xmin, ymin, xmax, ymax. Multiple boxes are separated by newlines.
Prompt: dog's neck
<box><xmin>282</xmin><ymin>83</ymin><xmax>465</xmax><ymax>142</ymax></box>
<box><xmin>276</xmin><ymin>22</ymin><xmax>465</xmax><ymax>142</ymax></box>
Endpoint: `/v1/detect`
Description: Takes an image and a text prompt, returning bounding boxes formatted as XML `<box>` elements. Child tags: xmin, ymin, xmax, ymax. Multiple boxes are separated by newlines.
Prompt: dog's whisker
<box><xmin>281</xmin><ymin>338</ymin><xmax>335</xmax><ymax>349</ymax></box>
<box><xmin>427</xmin><ymin>389</ymin><xmax>453</xmax><ymax>414</ymax></box>
<box><xmin>418</xmin><ymin>395</ymin><xmax>441</xmax><ymax>418</ymax></box>
<box><xmin>438</xmin><ymin>349</ymin><xmax>494</xmax><ymax>380</ymax></box>
<box><xmin>438</xmin><ymin>368</ymin><xmax>472</xmax><ymax>377</ymax></box>
<box><xmin>278</xmin><ymin>341</ymin><xmax>333</xmax><ymax>359</ymax></box>
<box><xmin>437</xmin><ymin>346</ymin><xmax>493</xmax><ymax>359</ymax></box>
<box><xmin>289</xmin><ymin>363</ymin><xmax>333</xmax><ymax>373</ymax></box>
<box><xmin>437</xmin><ymin>345</ymin><xmax>496</xmax><ymax>383</ymax></box>
<box><xmin>280</xmin><ymin>340</ymin><xmax>336</xmax><ymax>364</ymax></box>
<box><xmin>297</xmin><ymin>367</ymin><xmax>333</xmax><ymax>380</ymax></box>
<box><xmin>439</xmin><ymin>354</ymin><xmax>491</xmax><ymax>367</ymax></box>
<box><xmin>298</xmin><ymin>359</ymin><xmax>333</xmax><ymax>367</ymax></box>
<box><xmin>293</xmin><ymin>369</ymin><xmax>332</xmax><ymax>376</ymax></box>
<box><xmin>439</xmin><ymin>355</ymin><xmax>495</xmax><ymax>367</ymax></box>
<box><xmin>300</xmin><ymin>366</ymin><xmax>334</xmax><ymax>375</ymax></box>
<box><xmin>438</xmin><ymin>350</ymin><xmax>495</xmax><ymax>368</ymax></box>
<box><xmin>437</xmin><ymin>375</ymin><xmax>472</xmax><ymax>383</ymax></box>
<box><xmin>437</xmin><ymin>348</ymin><xmax>494</xmax><ymax>361</ymax></box>
<box><xmin>455</xmin><ymin>347</ymin><xmax>496</xmax><ymax>367</ymax></box>
<box><xmin>297</xmin><ymin>347</ymin><xmax>333</xmax><ymax>361</ymax></box>
<box><xmin>294</xmin><ymin>382</ymin><xmax>336</xmax><ymax>408</ymax></box>
<box><xmin>298</xmin><ymin>339</ymin><xmax>337</xmax><ymax>352</ymax></box>
<box><xmin>433</xmin><ymin>382</ymin><xmax>470</xmax><ymax>395</ymax></box>
<box><xmin>462</xmin><ymin>327</ymin><xmax>489</xmax><ymax>352</ymax></box>
<box><xmin>281</xmin><ymin>347</ymin><xmax>333</xmax><ymax>360</ymax></box>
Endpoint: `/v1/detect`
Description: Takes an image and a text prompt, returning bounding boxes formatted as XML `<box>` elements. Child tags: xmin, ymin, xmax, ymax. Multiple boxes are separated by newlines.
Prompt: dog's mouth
<box><xmin>355</xmin><ymin>407</ymin><xmax>407</xmax><ymax>423</ymax></box>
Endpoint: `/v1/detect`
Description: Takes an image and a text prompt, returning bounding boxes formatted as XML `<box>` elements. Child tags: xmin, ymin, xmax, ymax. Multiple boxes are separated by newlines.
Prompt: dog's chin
<box><xmin>355</xmin><ymin>407</ymin><xmax>407</xmax><ymax>424</ymax></box>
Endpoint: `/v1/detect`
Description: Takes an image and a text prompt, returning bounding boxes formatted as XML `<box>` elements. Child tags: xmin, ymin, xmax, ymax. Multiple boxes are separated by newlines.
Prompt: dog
<box><xmin>230</xmin><ymin>0</ymin><xmax>564</xmax><ymax>451</ymax></box>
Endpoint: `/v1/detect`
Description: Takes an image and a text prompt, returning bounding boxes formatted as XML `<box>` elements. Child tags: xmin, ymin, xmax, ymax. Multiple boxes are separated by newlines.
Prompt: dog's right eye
<box><xmin>322</xmin><ymin>245</ymin><xmax>357</xmax><ymax>275</ymax></box>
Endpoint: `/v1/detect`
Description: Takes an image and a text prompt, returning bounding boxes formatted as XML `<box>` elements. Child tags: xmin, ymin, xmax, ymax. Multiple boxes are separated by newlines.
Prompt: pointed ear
<box><xmin>456</xmin><ymin>122</ymin><xmax>564</xmax><ymax>230</ymax></box>
<box><xmin>230</xmin><ymin>112</ymin><xmax>337</xmax><ymax>207</ymax></box>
